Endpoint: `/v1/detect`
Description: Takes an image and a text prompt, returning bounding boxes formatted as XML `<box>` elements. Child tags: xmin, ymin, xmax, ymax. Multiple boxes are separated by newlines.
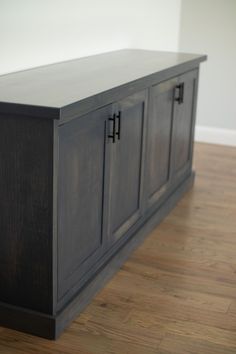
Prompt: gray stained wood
<box><xmin>0</xmin><ymin>115</ymin><xmax>54</xmax><ymax>314</ymax></box>
<box><xmin>58</xmin><ymin>105</ymin><xmax>112</xmax><ymax>300</ymax></box>
<box><xmin>0</xmin><ymin>49</ymin><xmax>207</xmax><ymax>338</ymax></box>
<box><xmin>108</xmin><ymin>90</ymin><xmax>147</xmax><ymax>244</ymax></box>
<box><xmin>171</xmin><ymin>70</ymin><xmax>198</xmax><ymax>177</ymax></box>
<box><xmin>0</xmin><ymin>49</ymin><xmax>206</xmax><ymax>120</ymax></box>
<box><xmin>145</xmin><ymin>78</ymin><xmax>177</xmax><ymax>208</ymax></box>
<box><xmin>0</xmin><ymin>142</ymin><xmax>235</xmax><ymax>353</ymax></box>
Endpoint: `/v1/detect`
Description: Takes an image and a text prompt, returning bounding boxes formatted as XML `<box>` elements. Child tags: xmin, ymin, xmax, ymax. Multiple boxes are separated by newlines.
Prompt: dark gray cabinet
<box><xmin>0</xmin><ymin>49</ymin><xmax>206</xmax><ymax>339</ymax></box>
<box><xmin>107</xmin><ymin>91</ymin><xmax>147</xmax><ymax>244</ymax></box>
<box><xmin>145</xmin><ymin>78</ymin><xmax>177</xmax><ymax>210</ymax></box>
<box><xmin>58</xmin><ymin>92</ymin><xmax>148</xmax><ymax>299</ymax></box>
<box><xmin>145</xmin><ymin>70</ymin><xmax>199</xmax><ymax>212</ymax></box>
<box><xmin>58</xmin><ymin>105</ymin><xmax>111</xmax><ymax>299</ymax></box>
<box><xmin>171</xmin><ymin>70</ymin><xmax>198</xmax><ymax>181</ymax></box>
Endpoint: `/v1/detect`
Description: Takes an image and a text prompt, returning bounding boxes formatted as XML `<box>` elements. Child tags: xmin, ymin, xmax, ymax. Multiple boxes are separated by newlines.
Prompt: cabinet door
<box><xmin>58</xmin><ymin>105</ymin><xmax>111</xmax><ymax>300</ymax></box>
<box><xmin>107</xmin><ymin>90</ymin><xmax>147</xmax><ymax>245</ymax></box>
<box><xmin>145</xmin><ymin>78</ymin><xmax>177</xmax><ymax>210</ymax></box>
<box><xmin>171</xmin><ymin>70</ymin><xmax>198</xmax><ymax>181</ymax></box>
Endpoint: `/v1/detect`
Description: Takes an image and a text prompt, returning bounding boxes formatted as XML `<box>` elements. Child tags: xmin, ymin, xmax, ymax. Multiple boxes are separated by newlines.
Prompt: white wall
<box><xmin>179</xmin><ymin>0</ymin><xmax>236</xmax><ymax>145</ymax></box>
<box><xmin>0</xmin><ymin>0</ymin><xmax>181</xmax><ymax>75</ymax></box>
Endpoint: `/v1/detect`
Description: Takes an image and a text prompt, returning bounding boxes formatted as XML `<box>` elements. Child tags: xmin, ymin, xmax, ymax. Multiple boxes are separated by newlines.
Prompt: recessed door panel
<box><xmin>145</xmin><ymin>79</ymin><xmax>177</xmax><ymax>209</ymax></box>
<box><xmin>171</xmin><ymin>70</ymin><xmax>198</xmax><ymax>180</ymax></box>
<box><xmin>58</xmin><ymin>105</ymin><xmax>111</xmax><ymax>299</ymax></box>
<box><xmin>108</xmin><ymin>91</ymin><xmax>147</xmax><ymax>244</ymax></box>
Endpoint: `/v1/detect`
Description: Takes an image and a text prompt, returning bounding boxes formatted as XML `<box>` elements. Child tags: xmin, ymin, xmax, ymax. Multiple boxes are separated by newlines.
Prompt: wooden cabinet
<box><xmin>58</xmin><ymin>92</ymin><xmax>148</xmax><ymax>299</ymax></box>
<box><xmin>145</xmin><ymin>78</ymin><xmax>177</xmax><ymax>210</ymax></box>
<box><xmin>171</xmin><ymin>70</ymin><xmax>198</xmax><ymax>181</ymax></box>
<box><xmin>58</xmin><ymin>106</ymin><xmax>111</xmax><ymax>299</ymax></box>
<box><xmin>0</xmin><ymin>49</ymin><xmax>206</xmax><ymax>339</ymax></box>
<box><xmin>58</xmin><ymin>73</ymin><xmax>198</xmax><ymax>299</ymax></box>
<box><xmin>107</xmin><ymin>91</ymin><xmax>147</xmax><ymax>244</ymax></box>
<box><xmin>145</xmin><ymin>70</ymin><xmax>199</xmax><ymax>212</ymax></box>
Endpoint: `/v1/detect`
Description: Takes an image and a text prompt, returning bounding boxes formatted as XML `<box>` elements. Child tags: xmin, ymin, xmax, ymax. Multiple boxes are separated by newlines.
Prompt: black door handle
<box><xmin>175</xmin><ymin>82</ymin><xmax>184</xmax><ymax>104</ymax></box>
<box><xmin>108</xmin><ymin>114</ymin><xmax>116</xmax><ymax>143</ymax></box>
<box><xmin>116</xmin><ymin>111</ymin><xmax>121</xmax><ymax>140</ymax></box>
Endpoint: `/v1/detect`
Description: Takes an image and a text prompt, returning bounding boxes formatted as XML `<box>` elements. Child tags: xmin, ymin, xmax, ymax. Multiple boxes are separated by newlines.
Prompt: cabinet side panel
<box><xmin>0</xmin><ymin>115</ymin><xmax>53</xmax><ymax>314</ymax></box>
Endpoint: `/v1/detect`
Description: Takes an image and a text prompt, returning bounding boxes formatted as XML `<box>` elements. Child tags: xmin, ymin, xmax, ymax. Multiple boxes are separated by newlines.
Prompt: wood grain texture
<box><xmin>58</xmin><ymin>106</ymin><xmax>111</xmax><ymax>301</ymax></box>
<box><xmin>0</xmin><ymin>49</ymin><xmax>206</xmax><ymax>120</ymax></box>
<box><xmin>0</xmin><ymin>142</ymin><xmax>235</xmax><ymax>353</ymax></box>
<box><xmin>145</xmin><ymin>78</ymin><xmax>177</xmax><ymax>209</ymax></box>
<box><xmin>108</xmin><ymin>90</ymin><xmax>147</xmax><ymax>244</ymax></box>
<box><xmin>171</xmin><ymin>69</ymin><xmax>198</xmax><ymax>182</ymax></box>
<box><xmin>0</xmin><ymin>115</ymin><xmax>53</xmax><ymax>313</ymax></box>
<box><xmin>0</xmin><ymin>50</ymin><xmax>206</xmax><ymax>108</ymax></box>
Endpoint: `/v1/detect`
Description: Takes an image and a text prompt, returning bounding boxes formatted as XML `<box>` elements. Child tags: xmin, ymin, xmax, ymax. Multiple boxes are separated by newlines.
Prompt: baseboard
<box><xmin>0</xmin><ymin>173</ymin><xmax>195</xmax><ymax>340</ymax></box>
<box><xmin>195</xmin><ymin>125</ymin><xmax>236</xmax><ymax>147</ymax></box>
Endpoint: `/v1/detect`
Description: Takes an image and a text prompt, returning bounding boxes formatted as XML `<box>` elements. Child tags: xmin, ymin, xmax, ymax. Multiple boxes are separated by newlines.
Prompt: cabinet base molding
<box><xmin>0</xmin><ymin>301</ymin><xmax>56</xmax><ymax>339</ymax></box>
<box><xmin>0</xmin><ymin>172</ymin><xmax>194</xmax><ymax>339</ymax></box>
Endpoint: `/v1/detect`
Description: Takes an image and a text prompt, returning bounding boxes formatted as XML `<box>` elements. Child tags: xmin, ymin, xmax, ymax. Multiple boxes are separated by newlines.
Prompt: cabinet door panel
<box><xmin>145</xmin><ymin>79</ymin><xmax>177</xmax><ymax>209</ymax></box>
<box><xmin>171</xmin><ymin>70</ymin><xmax>198</xmax><ymax>180</ymax></box>
<box><xmin>108</xmin><ymin>91</ymin><xmax>147</xmax><ymax>244</ymax></box>
<box><xmin>58</xmin><ymin>105</ymin><xmax>111</xmax><ymax>300</ymax></box>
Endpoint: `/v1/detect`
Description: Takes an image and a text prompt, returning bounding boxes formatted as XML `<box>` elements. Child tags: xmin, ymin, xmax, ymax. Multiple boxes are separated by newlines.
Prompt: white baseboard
<box><xmin>195</xmin><ymin>126</ymin><xmax>236</xmax><ymax>147</ymax></box>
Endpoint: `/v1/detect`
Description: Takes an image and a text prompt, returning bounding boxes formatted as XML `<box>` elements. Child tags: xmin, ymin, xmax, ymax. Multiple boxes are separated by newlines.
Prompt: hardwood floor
<box><xmin>0</xmin><ymin>142</ymin><xmax>236</xmax><ymax>354</ymax></box>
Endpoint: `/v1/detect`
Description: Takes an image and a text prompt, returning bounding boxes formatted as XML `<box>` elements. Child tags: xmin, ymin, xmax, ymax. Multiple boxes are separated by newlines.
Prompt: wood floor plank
<box><xmin>105</xmin><ymin>268</ymin><xmax>232</xmax><ymax>313</ymax></box>
<box><xmin>159</xmin><ymin>333</ymin><xmax>236</xmax><ymax>354</ymax></box>
<box><xmin>122</xmin><ymin>260</ymin><xmax>236</xmax><ymax>300</ymax></box>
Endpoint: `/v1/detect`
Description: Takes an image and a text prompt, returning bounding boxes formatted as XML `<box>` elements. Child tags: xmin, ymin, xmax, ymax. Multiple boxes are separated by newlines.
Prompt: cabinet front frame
<box><xmin>55</xmin><ymin>68</ymin><xmax>200</xmax><ymax>310</ymax></box>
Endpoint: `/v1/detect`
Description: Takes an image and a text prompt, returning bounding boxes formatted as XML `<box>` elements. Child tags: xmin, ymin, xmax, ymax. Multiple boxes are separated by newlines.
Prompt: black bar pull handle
<box><xmin>108</xmin><ymin>113</ymin><xmax>116</xmax><ymax>143</ymax></box>
<box><xmin>116</xmin><ymin>111</ymin><xmax>121</xmax><ymax>140</ymax></box>
<box><xmin>175</xmin><ymin>82</ymin><xmax>184</xmax><ymax>104</ymax></box>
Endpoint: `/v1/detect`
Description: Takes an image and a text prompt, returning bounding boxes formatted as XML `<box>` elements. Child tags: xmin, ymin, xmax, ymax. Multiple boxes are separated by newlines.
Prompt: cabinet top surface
<box><xmin>0</xmin><ymin>49</ymin><xmax>206</xmax><ymax>118</ymax></box>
